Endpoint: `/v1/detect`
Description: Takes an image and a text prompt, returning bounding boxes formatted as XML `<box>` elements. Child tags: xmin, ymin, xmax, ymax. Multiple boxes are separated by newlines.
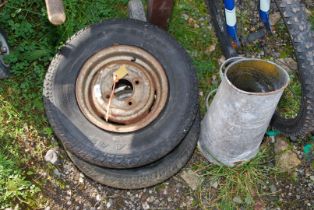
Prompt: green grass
<box><xmin>0</xmin><ymin>137</ymin><xmax>40</xmax><ymax>209</ymax></box>
<box><xmin>169</xmin><ymin>0</ymin><xmax>219</xmax><ymax>114</ymax></box>
<box><xmin>277</xmin><ymin>74</ymin><xmax>302</xmax><ymax>119</ymax></box>
<box><xmin>193</xmin><ymin>146</ymin><xmax>276</xmax><ymax>209</ymax></box>
<box><xmin>0</xmin><ymin>0</ymin><xmax>129</xmax><ymax>208</ymax></box>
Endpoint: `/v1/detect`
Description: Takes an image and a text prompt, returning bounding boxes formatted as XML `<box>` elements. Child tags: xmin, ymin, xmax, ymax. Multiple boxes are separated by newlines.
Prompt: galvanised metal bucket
<box><xmin>198</xmin><ymin>58</ymin><xmax>290</xmax><ymax>166</ymax></box>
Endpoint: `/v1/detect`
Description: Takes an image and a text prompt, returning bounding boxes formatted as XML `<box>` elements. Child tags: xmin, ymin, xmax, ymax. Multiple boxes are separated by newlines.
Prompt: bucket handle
<box><xmin>206</xmin><ymin>57</ymin><xmax>246</xmax><ymax>110</ymax></box>
<box><xmin>219</xmin><ymin>56</ymin><xmax>245</xmax><ymax>79</ymax></box>
<box><xmin>205</xmin><ymin>89</ymin><xmax>217</xmax><ymax>110</ymax></box>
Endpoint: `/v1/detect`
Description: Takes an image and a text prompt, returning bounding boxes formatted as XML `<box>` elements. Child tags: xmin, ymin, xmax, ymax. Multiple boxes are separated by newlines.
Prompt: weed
<box><xmin>0</xmin><ymin>0</ymin><xmax>128</xmax><ymax>208</ymax></box>
<box><xmin>0</xmin><ymin>138</ymin><xmax>40</xmax><ymax>209</ymax></box>
<box><xmin>277</xmin><ymin>74</ymin><xmax>302</xmax><ymax>119</ymax></box>
<box><xmin>169</xmin><ymin>0</ymin><xmax>219</xmax><ymax>115</ymax></box>
<box><xmin>193</xmin><ymin>146</ymin><xmax>277</xmax><ymax>209</ymax></box>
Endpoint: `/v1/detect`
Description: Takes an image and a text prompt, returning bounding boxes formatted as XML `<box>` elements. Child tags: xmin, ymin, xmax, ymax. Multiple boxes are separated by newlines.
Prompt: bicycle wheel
<box><xmin>0</xmin><ymin>28</ymin><xmax>10</xmax><ymax>79</ymax></box>
<box><xmin>207</xmin><ymin>0</ymin><xmax>314</xmax><ymax>138</ymax></box>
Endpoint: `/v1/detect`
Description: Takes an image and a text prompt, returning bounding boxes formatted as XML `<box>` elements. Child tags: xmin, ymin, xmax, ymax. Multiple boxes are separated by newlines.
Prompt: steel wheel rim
<box><xmin>76</xmin><ymin>45</ymin><xmax>169</xmax><ymax>133</ymax></box>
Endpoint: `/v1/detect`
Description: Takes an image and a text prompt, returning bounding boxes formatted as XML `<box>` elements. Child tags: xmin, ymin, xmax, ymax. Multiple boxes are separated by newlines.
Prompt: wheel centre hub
<box><xmin>76</xmin><ymin>45</ymin><xmax>168</xmax><ymax>133</ymax></box>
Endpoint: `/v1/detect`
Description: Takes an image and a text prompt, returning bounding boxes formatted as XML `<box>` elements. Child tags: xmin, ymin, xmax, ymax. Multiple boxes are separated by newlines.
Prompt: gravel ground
<box><xmin>41</xmin><ymin>138</ymin><xmax>314</xmax><ymax>210</ymax></box>
<box><xmin>43</xmin><ymin>149</ymin><xmax>202</xmax><ymax>210</ymax></box>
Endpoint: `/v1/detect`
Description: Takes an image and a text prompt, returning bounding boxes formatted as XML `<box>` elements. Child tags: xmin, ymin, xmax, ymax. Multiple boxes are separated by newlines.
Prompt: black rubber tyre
<box><xmin>0</xmin><ymin>28</ymin><xmax>10</xmax><ymax>79</ymax></box>
<box><xmin>207</xmin><ymin>0</ymin><xmax>314</xmax><ymax>138</ymax></box>
<box><xmin>66</xmin><ymin>114</ymin><xmax>200</xmax><ymax>189</ymax></box>
<box><xmin>43</xmin><ymin>19</ymin><xmax>198</xmax><ymax>169</ymax></box>
<box><xmin>271</xmin><ymin>0</ymin><xmax>314</xmax><ymax>138</ymax></box>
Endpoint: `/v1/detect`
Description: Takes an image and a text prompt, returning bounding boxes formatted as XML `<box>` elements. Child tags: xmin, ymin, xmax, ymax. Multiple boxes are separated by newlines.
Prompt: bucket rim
<box><xmin>223</xmin><ymin>58</ymin><xmax>290</xmax><ymax>96</ymax></box>
<box><xmin>219</xmin><ymin>56</ymin><xmax>246</xmax><ymax>79</ymax></box>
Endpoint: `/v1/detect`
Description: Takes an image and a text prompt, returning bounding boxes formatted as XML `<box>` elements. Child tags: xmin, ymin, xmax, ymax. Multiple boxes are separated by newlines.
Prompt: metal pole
<box><xmin>147</xmin><ymin>0</ymin><xmax>174</xmax><ymax>30</ymax></box>
<box><xmin>259</xmin><ymin>0</ymin><xmax>271</xmax><ymax>31</ymax></box>
<box><xmin>224</xmin><ymin>0</ymin><xmax>240</xmax><ymax>46</ymax></box>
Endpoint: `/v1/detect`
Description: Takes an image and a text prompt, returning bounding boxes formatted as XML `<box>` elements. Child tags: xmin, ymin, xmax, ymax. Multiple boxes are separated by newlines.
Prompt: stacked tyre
<box><xmin>43</xmin><ymin>20</ymin><xmax>200</xmax><ymax>189</ymax></box>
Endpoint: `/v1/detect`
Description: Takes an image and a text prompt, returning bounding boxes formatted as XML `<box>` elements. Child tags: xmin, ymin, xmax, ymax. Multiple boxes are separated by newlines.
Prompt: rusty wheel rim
<box><xmin>76</xmin><ymin>45</ymin><xmax>169</xmax><ymax>133</ymax></box>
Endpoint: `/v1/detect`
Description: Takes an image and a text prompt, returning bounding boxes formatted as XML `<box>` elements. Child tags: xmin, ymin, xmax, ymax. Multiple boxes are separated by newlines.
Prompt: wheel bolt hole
<box><xmin>135</xmin><ymin>80</ymin><xmax>139</xmax><ymax>85</ymax></box>
<box><xmin>106</xmin><ymin>95</ymin><xmax>110</xmax><ymax>99</ymax></box>
<box><xmin>128</xmin><ymin>101</ymin><xmax>132</xmax><ymax>106</ymax></box>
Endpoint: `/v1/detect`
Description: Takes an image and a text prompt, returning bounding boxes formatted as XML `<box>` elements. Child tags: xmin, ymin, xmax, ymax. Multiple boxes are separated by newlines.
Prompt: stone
<box><xmin>79</xmin><ymin>173</ymin><xmax>84</xmax><ymax>183</ymax></box>
<box><xmin>276</xmin><ymin>150</ymin><xmax>301</xmax><ymax>173</ymax></box>
<box><xmin>45</xmin><ymin>149</ymin><xmax>58</xmax><ymax>165</ymax></box>
<box><xmin>180</xmin><ymin>169</ymin><xmax>203</xmax><ymax>191</ymax></box>
<box><xmin>310</xmin><ymin>176</ymin><xmax>314</xmax><ymax>182</ymax></box>
<box><xmin>153</xmin><ymin>199</ymin><xmax>159</xmax><ymax>205</ymax></box>
<box><xmin>128</xmin><ymin>0</ymin><xmax>147</xmax><ymax>21</ymax></box>
<box><xmin>66</xmin><ymin>190</ymin><xmax>72</xmax><ymax>196</ymax></box>
<box><xmin>210</xmin><ymin>180</ymin><xmax>219</xmax><ymax>189</ymax></box>
<box><xmin>254</xmin><ymin>200</ymin><xmax>266</xmax><ymax>210</ymax></box>
<box><xmin>96</xmin><ymin>194</ymin><xmax>101</xmax><ymax>202</ymax></box>
<box><xmin>270</xmin><ymin>184</ymin><xmax>277</xmax><ymax>193</ymax></box>
<box><xmin>106</xmin><ymin>199</ymin><xmax>113</xmax><ymax>208</ymax></box>
<box><xmin>274</xmin><ymin>137</ymin><xmax>289</xmax><ymax>154</ymax></box>
<box><xmin>270</xmin><ymin>12</ymin><xmax>281</xmax><ymax>26</ymax></box>
<box><xmin>187</xmin><ymin>17</ymin><xmax>197</xmax><ymax>27</ymax></box>
<box><xmin>182</xmin><ymin>14</ymin><xmax>189</xmax><ymax>21</ymax></box>
<box><xmin>233</xmin><ymin>196</ymin><xmax>243</xmax><ymax>204</ymax></box>
<box><xmin>63</xmin><ymin>163</ymin><xmax>73</xmax><ymax>175</ymax></box>
<box><xmin>142</xmin><ymin>202</ymin><xmax>150</xmax><ymax>210</ymax></box>
<box><xmin>274</xmin><ymin>137</ymin><xmax>301</xmax><ymax>173</ymax></box>
<box><xmin>53</xmin><ymin>169</ymin><xmax>61</xmax><ymax>177</ymax></box>
<box><xmin>206</xmin><ymin>44</ymin><xmax>216</xmax><ymax>54</ymax></box>
<box><xmin>218</xmin><ymin>56</ymin><xmax>226</xmax><ymax>65</ymax></box>
<box><xmin>305</xmin><ymin>8</ymin><xmax>312</xmax><ymax>16</ymax></box>
<box><xmin>147</xmin><ymin>196</ymin><xmax>154</xmax><ymax>203</ymax></box>
<box><xmin>97</xmin><ymin>204</ymin><xmax>105</xmax><ymax>210</ymax></box>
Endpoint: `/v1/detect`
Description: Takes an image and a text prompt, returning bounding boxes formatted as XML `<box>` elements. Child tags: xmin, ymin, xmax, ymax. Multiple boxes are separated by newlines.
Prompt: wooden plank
<box><xmin>0</xmin><ymin>0</ymin><xmax>7</xmax><ymax>8</ymax></box>
<box><xmin>45</xmin><ymin>0</ymin><xmax>66</xmax><ymax>25</ymax></box>
<box><xmin>147</xmin><ymin>0</ymin><xmax>174</xmax><ymax>30</ymax></box>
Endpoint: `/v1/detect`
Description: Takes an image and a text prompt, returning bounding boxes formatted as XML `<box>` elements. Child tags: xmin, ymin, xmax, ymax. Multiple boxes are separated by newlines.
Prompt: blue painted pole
<box><xmin>259</xmin><ymin>0</ymin><xmax>271</xmax><ymax>31</ymax></box>
<box><xmin>224</xmin><ymin>0</ymin><xmax>240</xmax><ymax>46</ymax></box>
